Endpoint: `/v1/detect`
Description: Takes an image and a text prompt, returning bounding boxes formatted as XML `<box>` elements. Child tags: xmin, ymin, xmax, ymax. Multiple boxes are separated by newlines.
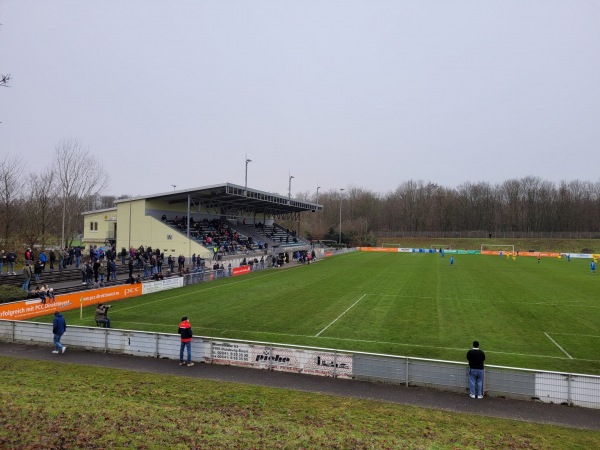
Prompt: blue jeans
<box><xmin>53</xmin><ymin>334</ymin><xmax>64</xmax><ymax>351</ymax></box>
<box><xmin>468</xmin><ymin>368</ymin><xmax>484</xmax><ymax>396</ymax></box>
<box><xmin>7</xmin><ymin>262</ymin><xmax>14</xmax><ymax>274</ymax></box>
<box><xmin>22</xmin><ymin>278</ymin><xmax>31</xmax><ymax>291</ymax></box>
<box><xmin>180</xmin><ymin>341</ymin><xmax>192</xmax><ymax>363</ymax></box>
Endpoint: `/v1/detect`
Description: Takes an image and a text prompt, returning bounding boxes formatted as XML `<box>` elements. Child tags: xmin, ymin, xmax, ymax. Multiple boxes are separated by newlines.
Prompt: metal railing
<box><xmin>1</xmin><ymin>321</ymin><xmax>598</xmax><ymax>410</ymax></box>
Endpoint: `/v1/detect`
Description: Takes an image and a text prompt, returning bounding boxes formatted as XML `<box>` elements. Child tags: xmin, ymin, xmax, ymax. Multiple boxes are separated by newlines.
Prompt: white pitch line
<box><xmin>315</xmin><ymin>294</ymin><xmax>367</xmax><ymax>337</ymax></box>
<box><xmin>544</xmin><ymin>332</ymin><xmax>573</xmax><ymax>359</ymax></box>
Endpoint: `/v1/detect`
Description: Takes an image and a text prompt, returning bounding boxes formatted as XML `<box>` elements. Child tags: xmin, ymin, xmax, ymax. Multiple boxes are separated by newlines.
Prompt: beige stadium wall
<box><xmin>82</xmin><ymin>208</ymin><xmax>117</xmax><ymax>248</ymax></box>
<box><xmin>115</xmin><ymin>199</ymin><xmax>211</xmax><ymax>260</ymax></box>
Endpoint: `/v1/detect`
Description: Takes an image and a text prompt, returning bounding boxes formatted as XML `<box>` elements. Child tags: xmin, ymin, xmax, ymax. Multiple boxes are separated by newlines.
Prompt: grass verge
<box><xmin>0</xmin><ymin>356</ymin><xmax>598</xmax><ymax>449</ymax></box>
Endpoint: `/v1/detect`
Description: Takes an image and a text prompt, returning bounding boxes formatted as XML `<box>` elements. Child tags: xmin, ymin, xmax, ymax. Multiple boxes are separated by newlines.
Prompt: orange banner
<box><xmin>0</xmin><ymin>284</ymin><xmax>143</xmax><ymax>321</ymax></box>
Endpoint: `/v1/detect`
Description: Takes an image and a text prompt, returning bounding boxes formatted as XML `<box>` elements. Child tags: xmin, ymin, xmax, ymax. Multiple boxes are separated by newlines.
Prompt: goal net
<box><xmin>481</xmin><ymin>244</ymin><xmax>515</xmax><ymax>255</ymax></box>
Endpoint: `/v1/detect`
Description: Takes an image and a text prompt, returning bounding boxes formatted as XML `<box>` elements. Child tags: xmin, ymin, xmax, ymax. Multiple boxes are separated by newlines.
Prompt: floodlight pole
<box><xmin>316</xmin><ymin>186</ymin><xmax>321</xmax><ymax>204</ymax></box>
<box><xmin>288</xmin><ymin>175</ymin><xmax>294</xmax><ymax>202</ymax></box>
<box><xmin>245</xmin><ymin>157</ymin><xmax>252</xmax><ymax>196</ymax></box>
<box><xmin>339</xmin><ymin>188</ymin><xmax>345</xmax><ymax>245</ymax></box>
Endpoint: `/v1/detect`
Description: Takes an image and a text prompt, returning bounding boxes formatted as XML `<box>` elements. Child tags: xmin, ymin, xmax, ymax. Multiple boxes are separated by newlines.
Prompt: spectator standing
<box><xmin>75</xmin><ymin>246</ymin><xmax>82</xmax><ymax>268</ymax></box>
<box><xmin>49</xmin><ymin>249</ymin><xmax>56</xmax><ymax>270</ymax></box>
<box><xmin>34</xmin><ymin>260</ymin><xmax>43</xmax><ymax>282</ymax></box>
<box><xmin>178</xmin><ymin>316</ymin><xmax>194</xmax><ymax>367</ymax></box>
<box><xmin>98</xmin><ymin>262</ymin><xmax>107</xmax><ymax>284</ymax></box>
<box><xmin>22</xmin><ymin>261</ymin><xmax>33</xmax><ymax>291</ymax></box>
<box><xmin>93</xmin><ymin>259</ymin><xmax>100</xmax><ymax>282</ymax></box>
<box><xmin>110</xmin><ymin>259</ymin><xmax>117</xmax><ymax>281</ymax></box>
<box><xmin>466</xmin><ymin>341</ymin><xmax>486</xmax><ymax>399</ymax></box>
<box><xmin>6</xmin><ymin>250</ymin><xmax>16</xmax><ymax>275</ymax></box>
<box><xmin>39</xmin><ymin>250</ymin><xmax>47</xmax><ymax>270</ymax></box>
<box><xmin>52</xmin><ymin>311</ymin><xmax>67</xmax><ymax>354</ymax></box>
<box><xmin>0</xmin><ymin>250</ymin><xmax>5</xmax><ymax>274</ymax></box>
<box><xmin>85</xmin><ymin>262</ymin><xmax>94</xmax><ymax>285</ymax></box>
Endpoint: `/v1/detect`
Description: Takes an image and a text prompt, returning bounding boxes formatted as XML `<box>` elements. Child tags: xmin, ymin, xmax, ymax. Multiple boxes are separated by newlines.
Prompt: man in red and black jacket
<box><xmin>178</xmin><ymin>317</ymin><xmax>194</xmax><ymax>367</ymax></box>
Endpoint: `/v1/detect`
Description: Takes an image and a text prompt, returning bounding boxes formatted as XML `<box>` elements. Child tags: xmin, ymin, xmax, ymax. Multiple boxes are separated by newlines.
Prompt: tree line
<box><xmin>0</xmin><ymin>139</ymin><xmax>109</xmax><ymax>250</ymax></box>
<box><xmin>2</xmin><ymin>143</ymin><xmax>599</xmax><ymax>250</ymax></box>
<box><xmin>296</xmin><ymin>178</ymin><xmax>600</xmax><ymax>246</ymax></box>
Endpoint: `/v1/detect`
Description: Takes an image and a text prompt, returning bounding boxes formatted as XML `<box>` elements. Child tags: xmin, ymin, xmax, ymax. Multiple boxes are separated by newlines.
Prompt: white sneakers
<box><xmin>61</xmin><ymin>346</ymin><xmax>67</xmax><ymax>354</ymax></box>
<box><xmin>52</xmin><ymin>350</ymin><xmax>59</xmax><ymax>354</ymax></box>
<box><xmin>469</xmin><ymin>394</ymin><xmax>475</xmax><ymax>398</ymax></box>
<box><xmin>477</xmin><ymin>395</ymin><xmax>483</xmax><ymax>399</ymax></box>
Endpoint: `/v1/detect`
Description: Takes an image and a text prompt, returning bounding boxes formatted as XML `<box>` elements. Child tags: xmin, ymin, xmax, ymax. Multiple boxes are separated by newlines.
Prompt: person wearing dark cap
<box><xmin>178</xmin><ymin>316</ymin><xmax>194</xmax><ymax>367</ymax></box>
<box><xmin>467</xmin><ymin>341</ymin><xmax>485</xmax><ymax>398</ymax></box>
<box><xmin>52</xmin><ymin>311</ymin><xmax>67</xmax><ymax>354</ymax></box>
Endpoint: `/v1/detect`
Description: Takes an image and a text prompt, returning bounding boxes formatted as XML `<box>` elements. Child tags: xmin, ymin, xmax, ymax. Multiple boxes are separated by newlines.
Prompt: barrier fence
<box><xmin>1</xmin><ymin>320</ymin><xmax>598</xmax><ymax>410</ymax></box>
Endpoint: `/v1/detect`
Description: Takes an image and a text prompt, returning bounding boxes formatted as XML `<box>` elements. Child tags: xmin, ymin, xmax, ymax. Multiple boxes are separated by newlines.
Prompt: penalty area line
<box><xmin>544</xmin><ymin>332</ymin><xmax>573</xmax><ymax>359</ymax></box>
<box><xmin>315</xmin><ymin>294</ymin><xmax>367</xmax><ymax>337</ymax></box>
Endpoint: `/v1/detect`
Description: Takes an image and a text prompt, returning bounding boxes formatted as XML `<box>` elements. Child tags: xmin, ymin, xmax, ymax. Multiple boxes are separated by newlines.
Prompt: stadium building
<box><xmin>81</xmin><ymin>182</ymin><xmax>322</xmax><ymax>262</ymax></box>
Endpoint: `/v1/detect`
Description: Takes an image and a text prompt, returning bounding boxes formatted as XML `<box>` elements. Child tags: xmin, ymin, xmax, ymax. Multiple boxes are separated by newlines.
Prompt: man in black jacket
<box><xmin>467</xmin><ymin>341</ymin><xmax>486</xmax><ymax>399</ymax></box>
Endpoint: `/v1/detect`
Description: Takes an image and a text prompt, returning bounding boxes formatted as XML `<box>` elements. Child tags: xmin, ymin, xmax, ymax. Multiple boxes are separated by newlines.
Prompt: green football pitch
<box><xmin>38</xmin><ymin>251</ymin><xmax>600</xmax><ymax>375</ymax></box>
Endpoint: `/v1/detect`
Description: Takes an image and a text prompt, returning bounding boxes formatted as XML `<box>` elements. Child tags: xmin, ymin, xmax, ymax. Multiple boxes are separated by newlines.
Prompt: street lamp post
<box><xmin>245</xmin><ymin>157</ymin><xmax>252</xmax><ymax>196</ymax></box>
<box><xmin>288</xmin><ymin>175</ymin><xmax>294</xmax><ymax>201</ymax></box>
<box><xmin>339</xmin><ymin>188</ymin><xmax>345</xmax><ymax>245</ymax></box>
<box><xmin>316</xmin><ymin>186</ymin><xmax>321</xmax><ymax>204</ymax></box>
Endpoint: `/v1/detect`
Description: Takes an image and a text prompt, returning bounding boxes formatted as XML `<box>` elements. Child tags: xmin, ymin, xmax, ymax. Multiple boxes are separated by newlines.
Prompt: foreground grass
<box><xmin>0</xmin><ymin>357</ymin><xmax>598</xmax><ymax>449</ymax></box>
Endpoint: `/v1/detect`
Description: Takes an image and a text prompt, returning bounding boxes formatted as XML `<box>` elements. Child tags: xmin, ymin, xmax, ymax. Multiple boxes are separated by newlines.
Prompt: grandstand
<box><xmin>81</xmin><ymin>182</ymin><xmax>322</xmax><ymax>264</ymax></box>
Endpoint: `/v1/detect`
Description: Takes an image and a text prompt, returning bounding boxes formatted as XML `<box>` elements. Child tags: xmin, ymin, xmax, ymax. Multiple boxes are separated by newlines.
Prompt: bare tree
<box><xmin>53</xmin><ymin>138</ymin><xmax>109</xmax><ymax>248</ymax></box>
<box><xmin>0</xmin><ymin>155</ymin><xmax>24</xmax><ymax>244</ymax></box>
<box><xmin>0</xmin><ymin>74</ymin><xmax>10</xmax><ymax>87</ymax></box>
<box><xmin>25</xmin><ymin>171</ymin><xmax>61</xmax><ymax>247</ymax></box>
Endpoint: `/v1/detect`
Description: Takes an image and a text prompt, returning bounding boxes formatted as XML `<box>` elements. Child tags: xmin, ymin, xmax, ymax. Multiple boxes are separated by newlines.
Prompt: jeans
<box><xmin>7</xmin><ymin>262</ymin><xmax>14</xmax><ymax>274</ymax></box>
<box><xmin>468</xmin><ymin>368</ymin><xmax>484</xmax><ymax>396</ymax></box>
<box><xmin>53</xmin><ymin>333</ymin><xmax>64</xmax><ymax>351</ymax></box>
<box><xmin>22</xmin><ymin>278</ymin><xmax>31</xmax><ymax>291</ymax></box>
<box><xmin>0</xmin><ymin>262</ymin><xmax>3</xmax><ymax>273</ymax></box>
<box><xmin>76</xmin><ymin>256</ymin><xmax>81</xmax><ymax>268</ymax></box>
<box><xmin>180</xmin><ymin>341</ymin><xmax>192</xmax><ymax>363</ymax></box>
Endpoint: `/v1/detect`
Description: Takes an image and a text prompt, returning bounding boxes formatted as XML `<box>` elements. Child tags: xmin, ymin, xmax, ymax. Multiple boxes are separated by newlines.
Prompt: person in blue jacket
<box><xmin>52</xmin><ymin>311</ymin><xmax>67</xmax><ymax>354</ymax></box>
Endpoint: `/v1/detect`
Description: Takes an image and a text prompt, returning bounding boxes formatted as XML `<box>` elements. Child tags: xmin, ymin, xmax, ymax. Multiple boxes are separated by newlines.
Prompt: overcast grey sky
<box><xmin>1</xmin><ymin>1</ymin><xmax>599</xmax><ymax>198</ymax></box>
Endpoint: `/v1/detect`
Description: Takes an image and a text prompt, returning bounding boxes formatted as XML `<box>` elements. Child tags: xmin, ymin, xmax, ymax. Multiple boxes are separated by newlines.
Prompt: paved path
<box><xmin>1</xmin><ymin>342</ymin><xmax>599</xmax><ymax>431</ymax></box>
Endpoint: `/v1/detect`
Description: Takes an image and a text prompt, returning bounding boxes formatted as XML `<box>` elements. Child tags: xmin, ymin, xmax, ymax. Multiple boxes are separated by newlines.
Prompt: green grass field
<box><xmin>35</xmin><ymin>251</ymin><xmax>600</xmax><ymax>375</ymax></box>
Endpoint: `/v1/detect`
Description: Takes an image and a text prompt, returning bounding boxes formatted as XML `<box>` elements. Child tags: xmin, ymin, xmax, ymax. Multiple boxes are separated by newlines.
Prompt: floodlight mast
<box><xmin>339</xmin><ymin>188</ymin><xmax>345</xmax><ymax>244</ymax></box>
<box><xmin>288</xmin><ymin>175</ymin><xmax>294</xmax><ymax>201</ymax></box>
<box><xmin>245</xmin><ymin>156</ymin><xmax>252</xmax><ymax>196</ymax></box>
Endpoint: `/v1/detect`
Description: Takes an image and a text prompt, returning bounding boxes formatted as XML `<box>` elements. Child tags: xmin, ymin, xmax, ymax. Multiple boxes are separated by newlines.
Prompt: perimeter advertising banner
<box><xmin>211</xmin><ymin>341</ymin><xmax>353</xmax><ymax>379</ymax></box>
<box><xmin>142</xmin><ymin>277</ymin><xmax>184</xmax><ymax>295</ymax></box>
<box><xmin>232</xmin><ymin>266</ymin><xmax>251</xmax><ymax>276</ymax></box>
<box><xmin>0</xmin><ymin>284</ymin><xmax>143</xmax><ymax>321</ymax></box>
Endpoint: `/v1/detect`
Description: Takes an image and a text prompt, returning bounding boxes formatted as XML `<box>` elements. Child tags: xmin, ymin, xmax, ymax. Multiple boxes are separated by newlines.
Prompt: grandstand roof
<box><xmin>113</xmin><ymin>182</ymin><xmax>323</xmax><ymax>217</ymax></box>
